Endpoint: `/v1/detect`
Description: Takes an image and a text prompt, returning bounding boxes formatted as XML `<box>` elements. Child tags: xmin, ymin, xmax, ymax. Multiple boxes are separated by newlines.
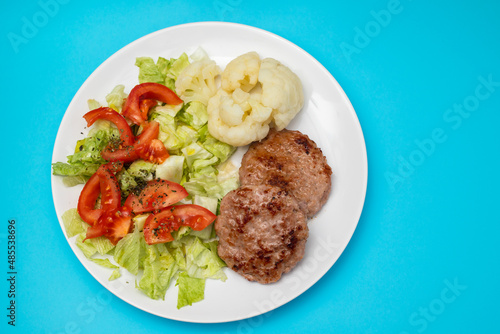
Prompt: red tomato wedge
<box><xmin>83</xmin><ymin>107</ymin><xmax>135</xmax><ymax>146</ymax></box>
<box><xmin>101</xmin><ymin>145</ymin><xmax>139</xmax><ymax>162</ymax></box>
<box><xmin>100</xmin><ymin>121</ymin><xmax>168</xmax><ymax>164</ymax></box>
<box><xmin>135</xmin><ymin>121</ymin><xmax>160</xmax><ymax>145</ymax></box>
<box><xmin>96</xmin><ymin>162</ymin><xmax>123</xmax><ymax>211</ymax></box>
<box><xmin>77</xmin><ymin>162</ymin><xmax>123</xmax><ymax>225</ymax></box>
<box><xmin>135</xmin><ymin>139</ymin><xmax>169</xmax><ymax>164</ymax></box>
<box><xmin>139</xmin><ymin>98</ymin><xmax>158</xmax><ymax>120</ymax></box>
<box><xmin>123</xmin><ymin>179</ymin><xmax>189</xmax><ymax>214</ymax></box>
<box><xmin>122</xmin><ymin>83</ymin><xmax>183</xmax><ymax>125</ymax></box>
<box><xmin>77</xmin><ymin>173</ymin><xmax>103</xmax><ymax>225</ymax></box>
<box><xmin>84</xmin><ymin>209</ymin><xmax>133</xmax><ymax>245</ymax></box>
<box><xmin>143</xmin><ymin>204</ymin><xmax>217</xmax><ymax>245</ymax></box>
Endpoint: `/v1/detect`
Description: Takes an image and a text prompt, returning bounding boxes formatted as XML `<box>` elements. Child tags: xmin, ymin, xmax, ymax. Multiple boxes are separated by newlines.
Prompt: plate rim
<box><xmin>51</xmin><ymin>21</ymin><xmax>368</xmax><ymax>323</ymax></box>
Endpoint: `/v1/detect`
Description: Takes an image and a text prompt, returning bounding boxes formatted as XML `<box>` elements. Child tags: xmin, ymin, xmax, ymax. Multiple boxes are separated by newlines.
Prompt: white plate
<box><xmin>51</xmin><ymin>22</ymin><xmax>367</xmax><ymax>323</ymax></box>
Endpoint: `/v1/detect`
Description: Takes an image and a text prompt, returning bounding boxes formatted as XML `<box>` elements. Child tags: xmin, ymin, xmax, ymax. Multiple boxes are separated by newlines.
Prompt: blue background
<box><xmin>2</xmin><ymin>0</ymin><xmax>500</xmax><ymax>333</ymax></box>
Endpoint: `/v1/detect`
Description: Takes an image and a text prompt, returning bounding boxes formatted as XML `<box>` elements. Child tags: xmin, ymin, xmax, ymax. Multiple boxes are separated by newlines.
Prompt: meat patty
<box><xmin>239</xmin><ymin>128</ymin><xmax>332</xmax><ymax>218</ymax></box>
<box><xmin>215</xmin><ymin>184</ymin><xmax>308</xmax><ymax>284</ymax></box>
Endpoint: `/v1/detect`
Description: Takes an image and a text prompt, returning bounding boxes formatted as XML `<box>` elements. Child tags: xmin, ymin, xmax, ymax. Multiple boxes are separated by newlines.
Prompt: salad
<box><xmin>52</xmin><ymin>50</ymin><xmax>239</xmax><ymax>308</ymax></box>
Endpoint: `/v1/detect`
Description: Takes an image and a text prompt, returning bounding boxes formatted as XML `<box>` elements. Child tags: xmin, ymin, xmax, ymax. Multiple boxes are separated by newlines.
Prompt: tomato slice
<box><xmin>122</xmin><ymin>83</ymin><xmax>183</xmax><ymax>125</ymax></box>
<box><xmin>139</xmin><ymin>98</ymin><xmax>158</xmax><ymax>120</ymax></box>
<box><xmin>135</xmin><ymin>139</ymin><xmax>169</xmax><ymax>164</ymax></box>
<box><xmin>135</xmin><ymin>120</ymin><xmax>159</xmax><ymax>145</ymax></box>
<box><xmin>143</xmin><ymin>204</ymin><xmax>217</xmax><ymax>245</ymax></box>
<box><xmin>77</xmin><ymin>162</ymin><xmax>123</xmax><ymax>225</ymax></box>
<box><xmin>165</xmin><ymin>204</ymin><xmax>217</xmax><ymax>231</ymax></box>
<box><xmin>96</xmin><ymin>162</ymin><xmax>122</xmax><ymax>211</ymax></box>
<box><xmin>77</xmin><ymin>173</ymin><xmax>103</xmax><ymax>225</ymax></box>
<box><xmin>84</xmin><ymin>209</ymin><xmax>133</xmax><ymax>245</ymax></box>
<box><xmin>83</xmin><ymin>107</ymin><xmax>135</xmax><ymax>145</ymax></box>
<box><xmin>100</xmin><ymin>121</ymin><xmax>168</xmax><ymax>163</ymax></box>
<box><xmin>101</xmin><ymin>144</ymin><xmax>139</xmax><ymax>162</ymax></box>
<box><xmin>123</xmin><ymin>179</ymin><xmax>189</xmax><ymax>214</ymax></box>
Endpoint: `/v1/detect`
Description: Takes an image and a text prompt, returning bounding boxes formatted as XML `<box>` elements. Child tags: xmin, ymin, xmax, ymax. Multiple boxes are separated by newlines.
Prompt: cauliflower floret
<box><xmin>206</xmin><ymin>52</ymin><xmax>304</xmax><ymax>146</ymax></box>
<box><xmin>258</xmin><ymin>58</ymin><xmax>304</xmax><ymax>130</ymax></box>
<box><xmin>175</xmin><ymin>59</ymin><xmax>221</xmax><ymax>106</ymax></box>
<box><xmin>221</xmin><ymin>51</ymin><xmax>261</xmax><ymax>92</ymax></box>
<box><xmin>207</xmin><ymin>90</ymin><xmax>273</xmax><ymax>146</ymax></box>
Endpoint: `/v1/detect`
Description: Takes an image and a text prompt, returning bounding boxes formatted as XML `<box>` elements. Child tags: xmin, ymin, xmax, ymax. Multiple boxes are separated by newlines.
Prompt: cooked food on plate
<box><xmin>53</xmin><ymin>47</ymin><xmax>331</xmax><ymax>304</ymax></box>
<box><xmin>216</xmin><ymin>128</ymin><xmax>332</xmax><ymax>283</ymax></box>
<box><xmin>215</xmin><ymin>184</ymin><xmax>308</xmax><ymax>284</ymax></box>
<box><xmin>207</xmin><ymin>52</ymin><xmax>304</xmax><ymax>146</ymax></box>
<box><xmin>239</xmin><ymin>128</ymin><xmax>332</xmax><ymax>218</ymax></box>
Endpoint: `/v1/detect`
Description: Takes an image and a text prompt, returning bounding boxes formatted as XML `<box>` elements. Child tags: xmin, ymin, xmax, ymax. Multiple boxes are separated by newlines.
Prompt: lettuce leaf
<box><xmin>177</xmin><ymin>101</ymin><xmax>208</xmax><ymax>130</ymax></box>
<box><xmin>105</xmin><ymin>84</ymin><xmax>127</xmax><ymax>111</ymax></box>
<box><xmin>184</xmin><ymin>237</ymin><xmax>227</xmax><ymax>281</ymax></box>
<box><xmin>85</xmin><ymin>236</ymin><xmax>116</xmax><ymax>256</ymax></box>
<box><xmin>52</xmin><ymin>128</ymin><xmax>119</xmax><ymax>178</ymax></box>
<box><xmin>202</xmin><ymin>135</ymin><xmax>236</xmax><ymax>164</ymax></box>
<box><xmin>156</xmin><ymin>155</ymin><xmax>185</xmax><ymax>183</ymax></box>
<box><xmin>62</xmin><ymin>175</ymin><xmax>89</xmax><ymax>187</ymax></box>
<box><xmin>136</xmin><ymin>54</ymin><xmax>190</xmax><ymax>91</ymax></box>
<box><xmin>91</xmin><ymin>258</ymin><xmax>119</xmax><ymax>269</ymax></box>
<box><xmin>76</xmin><ymin>233</ymin><xmax>97</xmax><ymax>259</ymax></box>
<box><xmin>61</xmin><ymin>208</ymin><xmax>86</xmax><ymax>238</ymax></box>
<box><xmin>137</xmin><ymin>244</ymin><xmax>178</xmax><ymax>300</ymax></box>
<box><xmin>109</xmin><ymin>269</ymin><xmax>121</xmax><ymax>281</ymax></box>
<box><xmin>182</xmin><ymin>142</ymin><xmax>213</xmax><ymax>170</ymax></box>
<box><xmin>136</xmin><ymin>57</ymin><xmax>165</xmax><ymax>84</ymax></box>
<box><xmin>87</xmin><ymin>99</ymin><xmax>101</xmax><ymax>110</ymax></box>
<box><xmin>113</xmin><ymin>226</ymin><xmax>145</xmax><ymax>275</ymax></box>
<box><xmin>176</xmin><ymin>272</ymin><xmax>205</xmax><ymax>309</ymax></box>
<box><xmin>52</xmin><ymin>162</ymin><xmax>101</xmax><ymax>178</ymax></box>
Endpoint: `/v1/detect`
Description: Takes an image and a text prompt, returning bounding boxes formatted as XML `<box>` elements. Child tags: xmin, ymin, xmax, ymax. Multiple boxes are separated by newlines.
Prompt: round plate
<box><xmin>51</xmin><ymin>22</ymin><xmax>367</xmax><ymax>323</ymax></box>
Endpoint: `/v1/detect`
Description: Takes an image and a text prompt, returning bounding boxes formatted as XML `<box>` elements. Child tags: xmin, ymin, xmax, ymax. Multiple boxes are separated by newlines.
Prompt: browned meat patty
<box><xmin>215</xmin><ymin>184</ymin><xmax>308</xmax><ymax>284</ymax></box>
<box><xmin>239</xmin><ymin>128</ymin><xmax>332</xmax><ymax>218</ymax></box>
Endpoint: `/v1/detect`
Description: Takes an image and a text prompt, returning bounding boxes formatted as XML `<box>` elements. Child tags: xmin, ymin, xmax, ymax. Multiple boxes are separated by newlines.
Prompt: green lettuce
<box><xmin>61</xmin><ymin>208</ymin><xmax>86</xmax><ymax>238</ymax></box>
<box><xmin>137</xmin><ymin>244</ymin><xmax>178</xmax><ymax>300</ymax></box>
<box><xmin>117</xmin><ymin>168</ymin><xmax>138</xmax><ymax>197</ymax></box>
<box><xmin>62</xmin><ymin>175</ymin><xmax>88</xmax><ymax>187</ymax></box>
<box><xmin>136</xmin><ymin>57</ymin><xmax>165</xmax><ymax>84</ymax></box>
<box><xmin>91</xmin><ymin>258</ymin><xmax>119</xmax><ymax>269</ymax></box>
<box><xmin>184</xmin><ymin>237</ymin><xmax>226</xmax><ymax>281</ymax></box>
<box><xmin>52</xmin><ymin>162</ymin><xmax>100</xmax><ymax>178</ymax></box>
<box><xmin>177</xmin><ymin>102</ymin><xmax>208</xmax><ymax>130</ymax></box>
<box><xmin>202</xmin><ymin>135</ymin><xmax>236</xmax><ymax>164</ymax></box>
<box><xmin>87</xmin><ymin>99</ymin><xmax>101</xmax><ymax>110</ymax></box>
<box><xmin>52</xmin><ymin>128</ymin><xmax>119</xmax><ymax>178</ymax></box>
<box><xmin>176</xmin><ymin>272</ymin><xmax>205</xmax><ymax>309</ymax></box>
<box><xmin>75</xmin><ymin>228</ymin><xmax>116</xmax><ymax>258</ymax></box>
<box><xmin>105</xmin><ymin>84</ymin><xmax>127</xmax><ymax>111</ymax></box>
<box><xmin>151</xmin><ymin>110</ymin><xmax>199</xmax><ymax>151</ymax></box>
<box><xmin>76</xmin><ymin>233</ymin><xmax>97</xmax><ymax>259</ymax></box>
<box><xmin>85</xmin><ymin>236</ymin><xmax>115</xmax><ymax>256</ymax></box>
<box><xmin>136</xmin><ymin>54</ymin><xmax>190</xmax><ymax>91</ymax></box>
<box><xmin>182</xmin><ymin>142</ymin><xmax>213</xmax><ymax>169</ymax></box>
<box><xmin>109</xmin><ymin>269</ymin><xmax>121</xmax><ymax>281</ymax></box>
<box><xmin>169</xmin><ymin>247</ymin><xmax>186</xmax><ymax>271</ymax></box>
<box><xmin>155</xmin><ymin>155</ymin><xmax>185</xmax><ymax>183</ymax></box>
<box><xmin>193</xmin><ymin>195</ymin><xmax>218</xmax><ymax>214</ymax></box>
<box><xmin>127</xmin><ymin>160</ymin><xmax>156</xmax><ymax>180</ymax></box>
<box><xmin>113</xmin><ymin>226</ymin><xmax>145</xmax><ymax>275</ymax></box>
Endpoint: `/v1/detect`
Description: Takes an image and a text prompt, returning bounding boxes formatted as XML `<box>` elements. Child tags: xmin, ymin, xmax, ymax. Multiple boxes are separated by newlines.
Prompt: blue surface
<box><xmin>3</xmin><ymin>0</ymin><xmax>500</xmax><ymax>333</ymax></box>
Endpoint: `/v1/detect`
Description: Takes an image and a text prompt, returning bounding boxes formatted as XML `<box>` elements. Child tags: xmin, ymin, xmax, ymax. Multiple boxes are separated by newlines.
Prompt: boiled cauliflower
<box><xmin>221</xmin><ymin>51</ymin><xmax>261</xmax><ymax>92</ymax></box>
<box><xmin>207</xmin><ymin>53</ymin><xmax>304</xmax><ymax>146</ymax></box>
<box><xmin>258</xmin><ymin>58</ymin><xmax>304</xmax><ymax>131</ymax></box>
<box><xmin>175</xmin><ymin>59</ymin><xmax>221</xmax><ymax>106</ymax></box>
<box><xmin>207</xmin><ymin>90</ymin><xmax>273</xmax><ymax>147</ymax></box>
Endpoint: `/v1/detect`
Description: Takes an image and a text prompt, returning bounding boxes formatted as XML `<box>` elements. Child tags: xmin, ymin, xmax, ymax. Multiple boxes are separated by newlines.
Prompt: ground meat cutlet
<box><xmin>215</xmin><ymin>184</ymin><xmax>308</xmax><ymax>284</ymax></box>
<box><xmin>239</xmin><ymin>128</ymin><xmax>332</xmax><ymax>218</ymax></box>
